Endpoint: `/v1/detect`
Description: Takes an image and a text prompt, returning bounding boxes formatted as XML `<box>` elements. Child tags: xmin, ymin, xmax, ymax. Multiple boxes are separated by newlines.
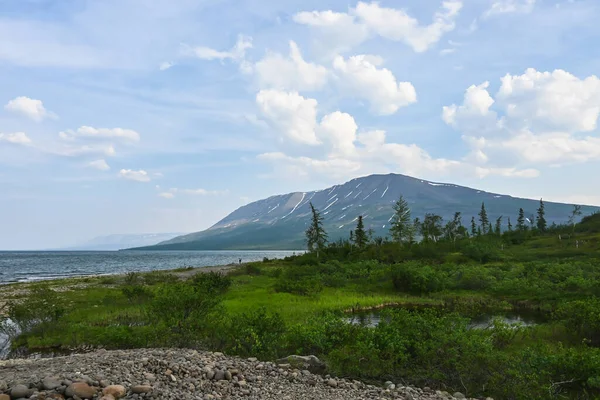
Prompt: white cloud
<box><xmin>254</xmin><ymin>41</ymin><xmax>328</xmax><ymax>91</ymax></box>
<box><xmin>59</xmin><ymin>126</ymin><xmax>140</xmax><ymax>142</ymax></box>
<box><xmin>256</xmin><ymin>90</ymin><xmax>320</xmax><ymax>145</ymax></box>
<box><xmin>496</xmin><ymin>68</ymin><xmax>600</xmax><ymax>133</ymax></box>
<box><xmin>0</xmin><ymin>132</ymin><xmax>32</xmax><ymax>145</ymax></box>
<box><xmin>318</xmin><ymin>111</ymin><xmax>358</xmax><ymax>157</ymax></box>
<box><xmin>159</xmin><ymin>61</ymin><xmax>174</xmax><ymax>70</ymax></box>
<box><xmin>87</xmin><ymin>159</ymin><xmax>110</xmax><ymax>171</ymax></box>
<box><xmin>443</xmin><ymin>68</ymin><xmax>600</xmax><ymax>168</ymax></box>
<box><xmin>158</xmin><ymin>192</ymin><xmax>175</xmax><ymax>199</ymax></box>
<box><xmin>119</xmin><ymin>169</ymin><xmax>151</xmax><ymax>182</ymax></box>
<box><xmin>293</xmin><ymin>10</ymin><xmax>369</xmax><ymax>56</ymax></box>
<box><xmin>257</xmin><ymin>152</ymin><xmax>362</xmax><ymax>180</ymax></box>
<box><xmin>180</xmin><ymin>188</ymin><xmax>228</xmax><ymax>196</ymax></box>
<box><xmin>184</xmin><ymin>35</ymin><xmax>252</xmax><ymax>62</ymax></box>
<box><xmin>440</xmin><ymin>48</ymin><xmax>456</xmax><ymax>56</ymax></box>
<box><xmin>4</xmin><ymin>96</ymin><xmax>57</xmax><ymax>122</ymax></box>
<box><xmin>55</xmin><ymin>144</ymin><xmax>116</xmax><ymax>158</ymax></box>
<box><xmin>294</xmin><ymin>1</ymin><xmax>463</xmax><ymax>55</ymax></box>
<box><xmin>484</xmin><ymin>0</ymin><xmax>536</xmax><ymax>18</ymax></box>
<box><xmin>333</xmin><ymin>55</ymin><xmax>417</xmax><ymax>115</ymax></box>
<box><xmin>353</xmin><ymin>0</ymin><xmax>463</xmax><ymax>53</ymax></box>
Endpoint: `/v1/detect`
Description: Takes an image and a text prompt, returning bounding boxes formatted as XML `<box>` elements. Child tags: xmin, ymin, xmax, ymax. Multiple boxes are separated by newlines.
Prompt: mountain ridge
<box><xmin>131</xmin><ymin>173</ymin><xmax>599</xmax><ymax>250</ymax></box>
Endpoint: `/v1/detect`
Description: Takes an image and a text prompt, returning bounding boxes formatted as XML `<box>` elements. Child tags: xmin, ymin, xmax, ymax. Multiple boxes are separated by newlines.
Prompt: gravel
<box><xmin>0</xmin><ymin>349</ymin><xmax>486</xmax><ymax>400</ymax></box>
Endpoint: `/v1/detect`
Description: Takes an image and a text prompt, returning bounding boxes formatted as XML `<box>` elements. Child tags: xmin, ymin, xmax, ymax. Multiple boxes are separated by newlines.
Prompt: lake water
<box><xmin>346</xmin><ymin>310</ymin><xmax>544</xmax><ymax>329</ymax></box>
<box><xmin>0</xmin><ymin>250</ymin><xmax>301</xmax><ymax>284</ymax></box>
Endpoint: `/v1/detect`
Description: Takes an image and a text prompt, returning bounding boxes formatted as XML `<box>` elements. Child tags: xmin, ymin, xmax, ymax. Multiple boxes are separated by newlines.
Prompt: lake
<box><xmin>0</xmin><ymin>250</ymin><xmax>302</xmax><ymax>284</ymax></box>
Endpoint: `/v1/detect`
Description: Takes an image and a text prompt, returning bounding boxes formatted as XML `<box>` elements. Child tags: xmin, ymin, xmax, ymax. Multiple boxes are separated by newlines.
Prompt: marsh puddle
<box><xmin>345</xmin><ymin>309</ymin><xmax>544</xmax><ymax>329</ymax></box>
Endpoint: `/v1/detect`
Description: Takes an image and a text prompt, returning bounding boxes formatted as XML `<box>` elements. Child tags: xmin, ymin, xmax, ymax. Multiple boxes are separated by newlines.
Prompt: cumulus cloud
<box><xmin>484</xmin><ymin>0</ymin><xmax>536</xmax><ymax>18</ymax></box>
<box><xmin>183</xmin><ymin>35</ymin><xmax>252</xmax><ymax>62</ymax></box>
<box><xmin>159</xmin><ymin>61</ymin><xmax>174</xmax><ymax>70</ymax></box>
<box><xmin>119</xmin><ymin>169</ymin><xmax>151</xmax><ymax>182</ymax></box>
<box><xmin>87</xmin><ymin>159</ymin><xmax>110</xmax><ymax>171</ymax></box>
<box><xmin>59</xmin><ymin>126</ymin><xmax>140</xmax><ymax>142</ymax></box>
<box><xmin>254</xmin><ymin>41</ymin><xmax>329</xmax><ymax>91</ymax></box>
<box><xmin>294</xmin><ymin>1</ymin><xmax>463</xmax><ymax>54</ymax></box>
<box><xmin>52</xmin><ymin>144</ymin><xmax>117</xmax><ymax>158</ymax></box>
<box><xmin>0</xmin><ymin>132</ymin><xmax>32</xmax><ymax>145</ymax></box>
<box><xmin>256</xmin><ymin>102</ymin><xmax>536</xmax><ymax>182</ymax></box>
<box><xmin>333</xmin><ymin>55</ymin><xmax>417</xmax><ymax>115</ymax></box>
<box><xmin>443</xmin><ymin>68</ymin><xmax>600</xmax><ymax>167</ymax></box>
<box><xmin>256</xmin><ymin>90</ymin><xmax>320</xmax><ymax>145</ymax></box>
<box><xmin>160</xmin><ymin>188</ymin><xmax>227</xmax><ymax>198</ymax></box>
<box><xmin>318</xmin><ymin>111</ymin><xmax>358</xmax><ymax>157</ymax></box>
<box><xmin>4</xmin><ymin>96</ymin><xmax>57</xmax><ymax>121</ymax></box>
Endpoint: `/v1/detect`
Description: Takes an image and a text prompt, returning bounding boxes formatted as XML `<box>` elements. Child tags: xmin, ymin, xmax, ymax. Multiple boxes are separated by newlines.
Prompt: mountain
<box><xmin>60</xmin><ymin>233</ymin><xmax>187</xmax><ymax>251</ymax></box>
<box><xmin>132</xmin><ymin>174</ymin><xmax>599</xmax><ymax>251</ymax></box>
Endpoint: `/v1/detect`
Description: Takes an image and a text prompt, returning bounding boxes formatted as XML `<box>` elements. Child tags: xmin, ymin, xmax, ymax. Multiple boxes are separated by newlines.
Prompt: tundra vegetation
<box><xmin>2</xmin><ymin>200</ymin><xmax>600</xmax><ymax>399</ymax></box>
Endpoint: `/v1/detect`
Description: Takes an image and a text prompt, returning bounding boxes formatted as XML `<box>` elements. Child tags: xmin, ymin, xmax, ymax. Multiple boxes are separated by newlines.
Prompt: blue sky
<box><xmin>1</xmin><ymin>0</ymin><xmax>599</xmax><ymax>249</ymax></box>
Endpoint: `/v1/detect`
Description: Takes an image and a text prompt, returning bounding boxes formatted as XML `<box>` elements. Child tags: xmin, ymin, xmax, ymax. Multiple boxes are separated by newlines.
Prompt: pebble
<box><xmin>0</xmin><ymin>349</ymin><xmax>477</xmax><ymax>400</ymax></box>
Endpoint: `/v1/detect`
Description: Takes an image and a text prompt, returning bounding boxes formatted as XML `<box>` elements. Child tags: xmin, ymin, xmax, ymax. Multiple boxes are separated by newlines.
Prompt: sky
<box><xmin>1</xmin><ymin>0</ymin><xmax>599</xmax><ymax>250</ymax></box>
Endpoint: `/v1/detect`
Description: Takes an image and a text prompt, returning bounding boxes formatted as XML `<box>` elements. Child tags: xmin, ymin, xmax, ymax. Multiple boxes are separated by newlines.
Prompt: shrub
<box><xmin>227</xmin><ymin>307</ymin><xmax>286</xmax><ymax>359</ymax></box>
<box><xmin>274</xmin><ymin>265</ymin><xmax>323</xmax><ymax>296</ymax></box>
<box><xmin>121</xmin><ymin>285</ymin><xmax>154</xmax><ymax>304</ymax></box>
<box><xmin>0</xmin><ymin>286</ymin><xmax>65</xmax><ymax>340</ymax></box>
<box><xmin>244</xmin><ymin>263</ymin><xmax>262</xmax><ymax>275</ymax></box>
<box><xmin>390</xmin><ymin>262</ymin><xmax>447</xmax><ymax>295</ymax></box>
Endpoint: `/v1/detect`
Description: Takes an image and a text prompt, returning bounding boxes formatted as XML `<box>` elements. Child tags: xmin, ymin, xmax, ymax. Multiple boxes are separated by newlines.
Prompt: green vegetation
<box><xmin>2</xmin><ymin>202</ymin><xmax>600</xmax><ymax>399</ymax></box>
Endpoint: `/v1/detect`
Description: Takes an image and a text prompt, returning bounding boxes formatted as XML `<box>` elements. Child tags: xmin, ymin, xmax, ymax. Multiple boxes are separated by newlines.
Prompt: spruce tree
<box><xmin>517</xmin><ymin>208</ymin><xmax>526</xmax><ymax>231</ymax></box>
<box><xmin>354</xmin><ymin>216</ymin><xmax>368</xmax><ymax>248</ymax></box>
<box><xmin>569</xmin><ymin>205</ymin><xmax>582</xmax><ymax>234</ymax></box>
<box><xmin>479</xmin><ymin>202</ymin><xmax>489</xmax><ymax>235</ymax></box>
<box><xmin>508</xmin><ymin>217</ymin><xmax>513</xmax><ymax>232</ymax></box>
<box><xmin>389</xmin><ymin>196</ymin><xmax>412</xmax><ymax>244</ymax></box>
<box><xmin>536</xmin><ymin>199</ymin><xmax>547</xmax><ymax>232</ymax></box>
<box><xmin>471</xmin><ymin>217</ymin><xmax>477</xmax><ymax>237</ymax></box>
<box><xmin>495</xmin><ymin>216</ymin><xmax>503</xmax><ymax>235</ymax></box>
<box><xmin>306</xmin><ymin>202</ymin><xmax>328</xmax><ymax>259</ymax></box>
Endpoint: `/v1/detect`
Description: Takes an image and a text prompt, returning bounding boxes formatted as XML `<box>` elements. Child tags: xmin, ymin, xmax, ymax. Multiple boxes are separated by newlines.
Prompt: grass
<box><xmin>223</xmin><ymin>273</ymin><xmax>438</xmax><ymax>324</ymax></box>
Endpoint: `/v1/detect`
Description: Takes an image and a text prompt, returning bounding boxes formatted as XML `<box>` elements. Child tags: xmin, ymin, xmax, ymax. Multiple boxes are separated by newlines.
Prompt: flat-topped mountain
<box><xmin>132</xmin><ymin>174</ymin><xmax>599</xmax><ymax>250</ymax></box>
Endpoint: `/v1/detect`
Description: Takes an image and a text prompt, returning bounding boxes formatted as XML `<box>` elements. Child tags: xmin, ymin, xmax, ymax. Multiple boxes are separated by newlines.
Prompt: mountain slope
<box><xmin>61</xmin><ymin>233</ymin><xmax>186</xmax><ymax>251</ymax></box>
<box><xmin>134</xmin><ymin>174</ymin><xmax>599</xmax><ymax>250</ymax></box>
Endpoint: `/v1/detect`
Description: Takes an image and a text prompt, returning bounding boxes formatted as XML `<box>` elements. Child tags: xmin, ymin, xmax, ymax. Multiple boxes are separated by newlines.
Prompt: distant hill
<box><xmin>60</xmin><ymin>233</ymin><xmax>187</xmax><ymax>251</ymax></box>
<box><xmin>131</xmin><ymin>173</ymin><xmax>599</xmax><ymax>250</ymax></box>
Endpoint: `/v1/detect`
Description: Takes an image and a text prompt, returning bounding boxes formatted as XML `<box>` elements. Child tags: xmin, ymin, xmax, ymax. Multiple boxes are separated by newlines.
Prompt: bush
<box><xmin>148</xmin><ymin>273</ymin><xmax>231</xmax><ymax>346</ymax></box>
<box><xmin>461</xmin><ymin>242</ymin><xmax>503</xmax><ymax>263</ymax></box>
<box><xmin>121</xmin><ymin>285</ymin><xmax>154</xmax><ymax>304</ymax></box>
<box><xmin>274</xmin><ymin>265</ymin><xmax>323</xmax><ymax>296</ymax></box>
<box><xmin>391</xmin><ymin>262</ymin><xmax>447</xmax><ymax>295</ymax></box>
<box><xmin>227</xmin><ymin>307</ymin><xmax>286</xmax><ymax>359</ymax></box>
<box><xmin>0</xmin><ymin>286</ymin><xmax>65</xmax><ymax>340</ymax></box>
<box><xmin>554</xmin><ymin>298</ymin><xmax>600</xmax><ymax>344</ymax></box>
<box><xmin>244</xmin><ymin>263</ymin><xmax>262</xmax><ymax>275</ymax></box>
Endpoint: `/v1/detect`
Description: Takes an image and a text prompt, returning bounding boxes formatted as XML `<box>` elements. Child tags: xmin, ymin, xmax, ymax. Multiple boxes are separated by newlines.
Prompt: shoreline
<box><xmin>0</xmin><ymin>262</ymin><xmax>242</xmax><ymax>317</ymax></box>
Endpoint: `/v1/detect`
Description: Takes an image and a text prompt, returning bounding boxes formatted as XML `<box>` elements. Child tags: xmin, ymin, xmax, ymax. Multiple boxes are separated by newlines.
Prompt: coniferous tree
<box><xmin>537</xmin><ymin>199</ymin><xmax>547</xmax><ymax>232</ymax></box>
<box><xmin>479</xmin><ymin>202</ymin><xmax>489</xmax><ymax>234</ymax></box>
<box><xmin>413</xmin><ymin>217</ymin><xmax>422</xmax><ymax>241</ymax></box>
<box><xmin>517</xmin><ymin>208</ymin><xmax>526</xmax><ymax>231</ymax></box>
<box><xmin>508</xmin><ymin>217</ymin><xmax>513</xmax><ymax>232</ymax></box>
<box><xmin>306</xmin><ymin>202</ymin><xmax>328</xmax><ymax>259</ymax></box>
<box><xmin>529</xmin><ymin>214</ymin><xmax>535</xmax><ymax>230</ymax></box>
<box><xmin>569</xmin><ymin>205</ymin><xmax>582</xmax><ymax>234</ymax></box>
<box><xmin>471</xmin><ymin>217</ymin><xmax>477</xmax><ymax>237</ymax></box>
<box><xmin>421</xmin><ymin>214</ymin><xmax>443</xmax><ymax>242</ymax></box>
<box><xmin>353</xmin><ymin>216</ymin><xmax>368</xmax><ymax>248</ymax></box>
<box><xmin>495</xmin><ymin>216</ymin><xmax>503</xmax><ymax>235</ymax></box>
<box><xmin>389</xmin><ymin>196</ymin><xmax>413</xmax><ymax>244</ymax></box>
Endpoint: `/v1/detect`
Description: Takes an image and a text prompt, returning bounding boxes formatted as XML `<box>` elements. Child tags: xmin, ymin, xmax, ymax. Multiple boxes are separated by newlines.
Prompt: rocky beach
<box><xmin>0</xmin><ymin>349</ymin><xmax>479</xmax><ymax>400</ymax></box>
